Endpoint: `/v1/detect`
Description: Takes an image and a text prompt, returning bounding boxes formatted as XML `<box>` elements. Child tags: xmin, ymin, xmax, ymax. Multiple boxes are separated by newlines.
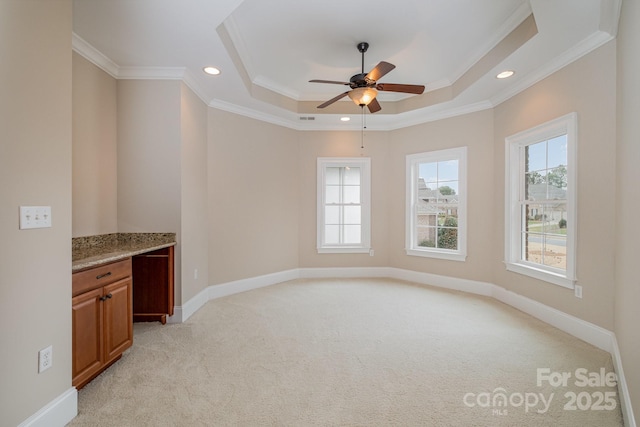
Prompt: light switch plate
<box><xmin>20</xmin><ymin>206</ymin><xmax>52</xmax><ymax>229</ymax></box>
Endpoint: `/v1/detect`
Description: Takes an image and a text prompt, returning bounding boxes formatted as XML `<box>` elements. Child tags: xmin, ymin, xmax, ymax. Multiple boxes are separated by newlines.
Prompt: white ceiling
<box><xmin>72</xmin><ymin>0</ymin><xmax>620</xmax><ymax>130</ymax></box>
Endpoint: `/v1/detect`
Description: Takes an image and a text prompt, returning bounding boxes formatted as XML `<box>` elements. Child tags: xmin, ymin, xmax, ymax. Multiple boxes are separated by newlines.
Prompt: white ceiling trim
<box><xmin>223</xmin><ymin>15</ymin><xmax>256</xmax><ymax>83</ymax></box>
<box><xmin>209</xmin><ymin>99</ymin><xmax>302</xmax><ymax>130</ymax></box>
<box><xmin>72</xmin><ymin>32</ymin><xmax>119</xmax><ymax>78</ymax></box>
<box><xmin>384</xmin><ymin>101</ymin><xmax>495</xmax><ymax>131</ymax></box>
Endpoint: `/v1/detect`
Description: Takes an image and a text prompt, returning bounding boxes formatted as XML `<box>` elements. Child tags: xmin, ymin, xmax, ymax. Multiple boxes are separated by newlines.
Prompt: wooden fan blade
<box><xmin>309</xmin><ymin>79</ymin><xmax>350</xmax><ymax>85</ymax></box>
<box><xmin>376</xmin><ymin>83</ymin><xmax>425</xmax><ymax>94</ymax></box>
<box><xmin>366</xmin><ymin>61</ymin><xmax>396</xmax><ymax>82</ymax></box>
<box><xmin>367</xmin><ymin>98</ymin><xmax>381</xmax><ymax>113</ymax></box>
<box><xmin>317</xmin><ymin>91</ymin><xmax>349</xmax><ymax>108</ymax></box>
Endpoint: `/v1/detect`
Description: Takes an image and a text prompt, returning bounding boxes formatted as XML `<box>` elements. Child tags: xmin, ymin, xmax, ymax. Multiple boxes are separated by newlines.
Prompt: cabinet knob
<box><xmin>99</xmin><ymin>293</ymin><xmax>113</xmax><ymax>301</ymax></box>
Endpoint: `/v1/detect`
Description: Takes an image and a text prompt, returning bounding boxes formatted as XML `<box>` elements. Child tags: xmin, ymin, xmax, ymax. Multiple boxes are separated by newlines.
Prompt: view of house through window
<box><xmin>505</xmin><ymin>112</ymin><xmax>577</xmax><ymax>288</ymax></box>
<box><xmin>406</xmin><ymin>147</ymin><xmax>467</xmax><ymax>261</ymax></box>
<box><xmin>416</xmin><ymin>160</ymin><xmax>460</xmax><ymax>250</ymax></box>
<box><xmin>523</xmin><ymin>135</ymin><xmax>568</xmax><ymax>269</ymax></box>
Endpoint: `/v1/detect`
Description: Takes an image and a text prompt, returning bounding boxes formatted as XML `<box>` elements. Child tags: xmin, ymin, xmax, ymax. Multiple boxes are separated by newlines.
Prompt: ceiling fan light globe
<box><xmin>348</xmin><ymin>87</ymin><xmax>378</xmax><ymax>106</ymax></box>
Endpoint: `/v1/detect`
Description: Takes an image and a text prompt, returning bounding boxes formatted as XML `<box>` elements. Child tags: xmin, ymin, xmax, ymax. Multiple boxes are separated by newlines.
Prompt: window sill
<box><xmin>317</xmin><ymin>247</ymin><xmax>371</xmax><ymax>254</ymax></box>
<box><xmin>505</xmin><ymin>262</ymin><xmax>575</xmax><ymax>289</ymax></box>
<box><xmin>406</xmin><ymin>248</ymin><xmax>466</xmax><ymax>262</ymax></box>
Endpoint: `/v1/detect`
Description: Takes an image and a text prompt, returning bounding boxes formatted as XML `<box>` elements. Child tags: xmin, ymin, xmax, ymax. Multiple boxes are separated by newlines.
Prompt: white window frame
<box><xmin>405</xmin><ymin>147</ymin><xmax>467</xmax><ymax>261</ymax></box>
<box><xmin>317</xmin><ymin>157</ymin><xmax>371</xmax><ymax>254</ymax></box>
<box><xmin>504</xmin><ymin>112</ymin><xmax>577</xmax><ymax>288</ymax></box>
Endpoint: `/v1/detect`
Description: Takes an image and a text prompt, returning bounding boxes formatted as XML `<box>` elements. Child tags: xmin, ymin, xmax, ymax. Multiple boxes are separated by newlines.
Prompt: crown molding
<box><xmin>72</xmin><ymin>32</ymin><xmax>119</xmax><ymax>78</ymax></box>
<box><xmin>209</xmin><ymin>99</ymin><xmax>301</xmax><ymax>130</ymax></box>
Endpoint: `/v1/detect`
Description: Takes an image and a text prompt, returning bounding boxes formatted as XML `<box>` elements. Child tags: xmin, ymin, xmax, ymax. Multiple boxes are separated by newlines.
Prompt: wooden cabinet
<box><xmin>72</xmin><ymin>259</ymin><xmax>133</xmax><ymax>389</ymax></box>
<box><xmin>132</xmin><ymin>246</ymin><xmax>174</xmax><ymax>324</ymax></box>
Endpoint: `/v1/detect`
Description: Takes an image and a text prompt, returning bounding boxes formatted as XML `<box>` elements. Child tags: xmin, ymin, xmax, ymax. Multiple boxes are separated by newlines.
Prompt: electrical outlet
<box><xmin>369</xmin><ymin>249</ymin><xmax>374</xmax><ymax>256</ymax></box>
<box><xmin>574</xmin><ymin>285</ymin><xmax>583</xmax><ymax>299</ymax></box>
<box><xmin>20</xmin><ymin>206</ymin><xmax>52</xmax><ymax>229</ymax></box>
<box><xmin>38</xmin><ymin>345</ymin><xmax>52</xmax><ymax>373</ymax></box>
<box><xmin>194</xmin><ymin>269</ymin><xmax>198</xmax><ymax>280</ymax></box>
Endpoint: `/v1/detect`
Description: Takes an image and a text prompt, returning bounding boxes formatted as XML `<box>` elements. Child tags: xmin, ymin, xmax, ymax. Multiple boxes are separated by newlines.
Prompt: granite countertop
<box><xmin>72</xmin><ymin>233</ymin><xmax>176</xmax><ymax>272</ymax></box>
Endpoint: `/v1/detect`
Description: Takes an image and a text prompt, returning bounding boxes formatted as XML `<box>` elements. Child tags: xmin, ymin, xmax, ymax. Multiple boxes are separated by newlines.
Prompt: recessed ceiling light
<box><xmin>496</xmin><ymin>70</ymin><xmax>515</xmax><ymax>79</ymax></box>
<box><xmin>203</xmin><ymin>66</ymin><xmax>221</xmax><ymax>76</ymax></box>
<box><xmin>340</xmin><ymin>117</ymin><xmax>351</xmax><ymax>122</ymax></box>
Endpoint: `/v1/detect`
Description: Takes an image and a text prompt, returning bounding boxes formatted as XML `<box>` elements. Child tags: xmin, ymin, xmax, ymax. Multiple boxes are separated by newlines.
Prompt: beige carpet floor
<box><xmin>68</xmin><ymin>278</ymin><xmax>623</xmax><ymax>426</ymax></box>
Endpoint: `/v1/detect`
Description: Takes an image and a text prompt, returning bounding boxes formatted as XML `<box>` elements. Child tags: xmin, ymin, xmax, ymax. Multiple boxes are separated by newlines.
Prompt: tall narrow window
<box><xmin>406</xmin><ymin>147</ymin><xmax>467</xmax><ymax>261</ymax></box>
<box><xmin>317</xmin><ymin>158</ymin><xmax>371</xmax><ymax>253</ymax></box>
<box><xmin>505</xmin><ymin>113</ymin><xmax>577</xmax><ymax>288</ymax></box>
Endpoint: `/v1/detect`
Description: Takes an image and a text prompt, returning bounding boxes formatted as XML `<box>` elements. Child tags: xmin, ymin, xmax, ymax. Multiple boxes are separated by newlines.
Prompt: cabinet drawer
<box><xmin>73</xmin><ymin>258</ymin><xmax>132</xmax><ymax>296</ymax></box>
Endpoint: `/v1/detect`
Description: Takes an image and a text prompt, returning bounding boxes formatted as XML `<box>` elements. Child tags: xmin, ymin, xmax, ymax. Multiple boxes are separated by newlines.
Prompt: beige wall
<box><xmin>208</xmin><ymin>109</ymin><xmax>299</xmax><ymax>284</ymax></box>
<box><xmin>387</xmin><ymin>110</ymin><xmax>495</xmax><ymax>282</ymax></box>
<box><xmin>615</xmin><ymin>0</ymin><xmax>640</xmax><ymax>421</ymax></box>
<box><xmin>298</xmin><ymin>130</ymin><xmax>391</xmax><ymax>268</ymax></box>
<box><xmin>117</xmin><ymin>79</ymin><xmax>183</xmax><ymax>303</ymax></box>
<box><xmin>492</xmin><ymin>41</ymin><xmax>617</xmax><ymax>330</ymax></box>
<box><xmin>180</xmin><ymin>84</ymin><xmax>209</xmax><ymax>303</ymax></box>
<box><xmin>72</xmin><ymin>52</ymin><xmax>118</xmax><ymax>237</ymax></box>
<box><xmin>0</xmin><ymin>1</ymin><xmax>73</xmax><ymax>425</ymax></box>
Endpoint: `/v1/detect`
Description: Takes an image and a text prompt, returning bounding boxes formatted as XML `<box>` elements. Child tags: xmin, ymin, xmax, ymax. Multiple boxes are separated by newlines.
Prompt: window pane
<box><xmin>543</xmin><ymin>235</ymin><xmax>566</xmax><ymax>269</ymax></box>
<box><xmin>325</xmin><ymin>167</ymin><xmax>340</xmax><ymax>185</ymax></box>
<box><xmin>343</xmin><ymin>186</ymin><xmax>360</xmax><ymax>204</ymax></box>
<box><xmin>325</xmin><ymin>225</ymin><xmax>339</xmax><ymax>244</ymax></box>
<box><xmin>438</xmin><ymin>160</ymin><xmax>458</xmax><ymax>181</ymax></box>
<box><xmin>523</xmin><ymin>232</ymin><xmax>543</xmax><ymax>264</ymax></box>
<box><xmin>545</xmin><ymin>205</ymin><xmax>568</xmax><ymax>233</ymax></box>
<box><xmin>526</xmin><ymin>141</ymin><xmax>546</xmax><ymax>172</ymax></box>
<box><xmin>524</xmin><ymin>204</ymin><xmax>545</xmax><ymax>232</ymax></box>
<box><xmin>547</xmin><ymin>135</ymin><xmax>567</xmax><ymax>169</ymax></box>
<box><xmin>325</xmin><ymin>206</ymin><xmax>339</xmax><ymax>224</ymax></box>
<box><xmin>343</xmin><ymin>225</ymin><xmax>361</xmax><ymax>244</ymax></box>
<box><xmin>325</xmin><ymin>185</ymin><xmax>340</xmax><ymax>204</ymax></box>
<box><xmin>343</xmin><ymin>206</ymin><xmax>361</xmax><ymax>224</ymax></box>
<box><xmin>437</xmin><ymin>226</ymin><xmax>458</xmax><ymax>250</ymax></box>
<box><xmin>419</xmin><ymin>163</ymin><xmax>438</xmax><ymax>184</ymax></box>
<box><xmin>343</xmin><ymin>167</ymin><xmax>360</xmax><ymax>185</ymax></box>
<box><xmin>546</xmin><ymin>166</ymin><xmax>567</xmax><ymax>193</ymax></box>
<box><xmin>437</xmin><ymin>181</ymin><xmax>458</xmax><ymax>196</ymax></box>
<box><xmin>417</xmin><ymin>226</ymin><xmax>436</xmax><ymax>247</ymax></box>
<box><xmin>525</xmin><ymin>171</ymin><xmax>545</xmax><ymax>186</ymax></box>
<box><xmin>525</xmin><ymin>180</ymin><xmax>548</xmax><ymax>201</ymax></box>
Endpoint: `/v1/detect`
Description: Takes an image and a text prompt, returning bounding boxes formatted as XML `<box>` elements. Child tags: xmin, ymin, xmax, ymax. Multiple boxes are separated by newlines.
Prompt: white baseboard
<box><xmin>208</xmin><ymin>269</ymin><xmax>299</xmax><ymax>301</ymax></box>
<box><xmin>18</xmin><ymin>387</ymin><xmax>77</xmax><ymax>427</ymax></box>
<box><xmin>299</xmin><ymin>266</ymin><xmax>392</xmax><ymax>279</ymax></box>
<box><xmin>170</xmin><ymin>269</ymin><xmax>299</xmax><ymax>323</ymax></box>
<box><xmin>171</xmin><ymin>266</ymin><xmax>634</xmax><ymax>423</ymax></box>
<box><xmin>611</xmin><ymin>335</ymin><xmax>637</xmax><ymax>427</ymax></box>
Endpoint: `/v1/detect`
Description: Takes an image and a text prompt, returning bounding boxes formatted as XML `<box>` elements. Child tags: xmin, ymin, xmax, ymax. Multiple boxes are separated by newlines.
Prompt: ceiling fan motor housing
<box><xmin>350</xmin><ymin>73</ymin><xmax>372</xmax><ymax>88</ymax></box>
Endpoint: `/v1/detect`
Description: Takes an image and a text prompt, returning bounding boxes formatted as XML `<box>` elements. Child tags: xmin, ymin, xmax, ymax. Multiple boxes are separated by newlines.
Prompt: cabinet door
<box><xmin>103</xmin><ymin>278</ymin><xmax>133</xmax><ymax>362</ymax></box>
<box><xmin>132</xmin><ymin>246</ymin><xmax>174</xmax><ymax>317</ymax></box>
<box><xmin>72</xmin><ymin>288</ymin><xmax>104</xmax><ymax>387</ymax></box>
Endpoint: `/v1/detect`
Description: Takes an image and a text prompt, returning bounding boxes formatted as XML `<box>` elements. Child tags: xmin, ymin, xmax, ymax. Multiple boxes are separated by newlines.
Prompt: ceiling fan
<box><xmin>309</xmin><ymin>42</ymin><xmax>425</xmax><ymax>113</ymax></box>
